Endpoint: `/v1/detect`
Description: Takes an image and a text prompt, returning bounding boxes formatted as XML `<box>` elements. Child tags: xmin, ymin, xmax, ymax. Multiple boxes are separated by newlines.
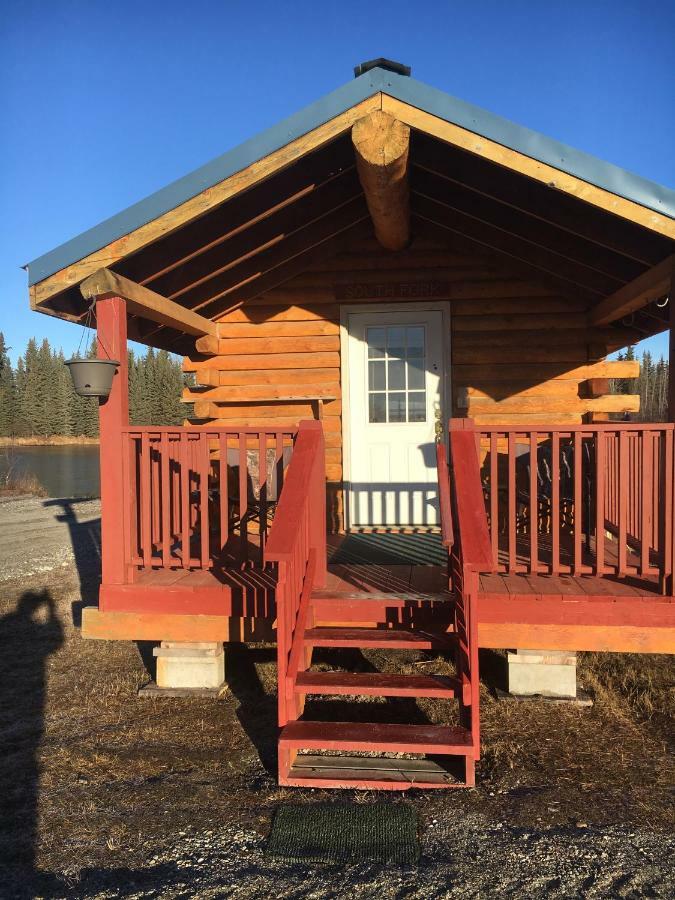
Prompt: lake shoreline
<box><xmin>0</xmin><ymin>436</ymin><xmax>99</xmax><ymax>447</ymax></box>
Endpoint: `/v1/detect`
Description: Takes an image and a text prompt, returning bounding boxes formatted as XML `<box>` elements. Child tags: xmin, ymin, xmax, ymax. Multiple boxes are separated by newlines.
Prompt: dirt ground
<box><xmin>0</xmin><ymin>498</ymin><xmax>673</xmax><ymax>898</ymax></box>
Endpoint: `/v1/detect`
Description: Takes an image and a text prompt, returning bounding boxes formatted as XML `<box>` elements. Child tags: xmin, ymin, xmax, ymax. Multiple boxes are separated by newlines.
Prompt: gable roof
<box><xmin>26</xmin><ymin>64</ymin><xmax>675</xmax><ymax>353</ymax></box>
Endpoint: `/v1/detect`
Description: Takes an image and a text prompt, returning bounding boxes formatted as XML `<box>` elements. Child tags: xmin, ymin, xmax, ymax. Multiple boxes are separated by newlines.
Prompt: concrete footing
<box><xmin>507</xmin><ymin>649</ymin><xmax>577</xmax><ymax>699</ymax></box>
<box><xmin>153</xmin><ymin>641</ymin><xmax>225</xmax><ymax>690</ymax></box>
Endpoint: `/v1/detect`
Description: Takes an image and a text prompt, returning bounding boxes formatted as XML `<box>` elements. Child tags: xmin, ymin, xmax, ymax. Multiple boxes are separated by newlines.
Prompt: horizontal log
<box><xmin>453</xmin><ymin>360</ymin><xmax>640</xmax><ymax>382</ymax></box>
<box><xmin>184</xmin><ymin>384</ymin><xmax>340</xmax><ymax>402</ymax></box>
<box><xmin>192</xmin><ymin>415</ymin><xmax>342</xmax><ymax>433</ymax></box>
<box><xmin>183</xmin><ymin>352</ymin><xmax>341</xmax><ymax>372</ymax></box>
<box><xmin>466</xmin><ymin>394</ymin><xmax>640</xmax><ymax>414</ymax></box>
<box><xmin>217</xmin><ymin>303</ymin><xmax>340</xmax><ymax>323</ymax></box>
<box><xmin>451</xmin><ymin>297</ymin><xmax>587</xmax><ymax>315</ymax></box>
<box><xmin>457</xmin><ymin>382</ymin><xmax>579</xmax><ymax>403</ymax></box>
<box><xmin>453</xmin><ymin>347</ymin><xmax>588</xmax><ymax>365</ymax></box>
<box><xmin>216</xmin><ymin>369</ymin><xmax>338</xmax><ymax>387</ymax></box>
<box><xmin>190</xmin><ymin>400</ymin><xmax>341</xmax><ymax>418</ymax></box>
<box><xmin>452</xmin><ymin>313</ymin><xmax>585</xmax><ymax>332</ymax></box>
<box><xmin>195</xmin><ymin>334</ymin><xmax>340</xmax><ymax>355</ymax></box>
<box><xmin>471</xmin><ymin>412</ymin><xmax>584</xmax><ymax>424</ymax></box>
<box><xmin>216</xmin><ymin>320</ymin><xmax>339</xmax><ymax>338</ymax></box>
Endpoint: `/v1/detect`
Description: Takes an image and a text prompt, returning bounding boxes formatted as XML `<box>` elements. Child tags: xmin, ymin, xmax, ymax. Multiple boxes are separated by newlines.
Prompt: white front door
<box><xmin>346</xmin><ymin>309</ymin><xmax>445</xmax><ymax>527</ymax></box>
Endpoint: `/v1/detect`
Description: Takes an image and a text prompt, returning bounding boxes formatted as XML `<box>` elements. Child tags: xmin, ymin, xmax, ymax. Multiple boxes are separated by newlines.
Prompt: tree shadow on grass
<box><xmin>0</xmin><ymin>590</ymin><xmax>63</xmax><ymax>898</ymax></box>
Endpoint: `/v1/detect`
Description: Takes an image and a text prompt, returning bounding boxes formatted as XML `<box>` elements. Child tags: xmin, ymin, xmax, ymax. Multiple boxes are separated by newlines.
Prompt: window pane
<box><xmin>388</xmin><ymin>358</ymin><xmax>405</xmax><ymax>391</ymax></box>
<box><xmin>408</xmin><ymin>392</ymin><xmax>426</xmax><ymax>422</ymax></box>
<box><xmin>369</xmin><ymin>393</ymin><xmax>386</xmax><ymax>423</ymax></box>
<box><xmin>367</xmin><ymin>327</ymin><xmax>386</xmax><ymax>359</ymax></box>
<box><xmin>368</xmin><ymin>360</ymin><xmax>385</xmax><ymax>391</ymax></box>
<box><xmin>407</xmin><ymin>357</ymin><xmax>425</xmax><ymax>390</ymax></box>
<box><xmin>406</xmin><ymin>326</ymin><xmax>425</xmax><ymax>356</ymax></box>
<box><xmin>387</xmin><ymin>326</ymin><xmax>405</xmax><ymax>359</ymax></box>
<box><xmin>388</xmin><ymin>392</ymin><xmax>406</xmax><ymax>423</ymax></box>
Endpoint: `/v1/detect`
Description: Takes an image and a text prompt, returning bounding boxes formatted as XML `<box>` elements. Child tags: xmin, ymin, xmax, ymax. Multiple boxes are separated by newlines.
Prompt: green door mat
<box><xmin>266</xmin><ymin>802</ymin><xmax>419</xmax><ymax>864</ymax></box>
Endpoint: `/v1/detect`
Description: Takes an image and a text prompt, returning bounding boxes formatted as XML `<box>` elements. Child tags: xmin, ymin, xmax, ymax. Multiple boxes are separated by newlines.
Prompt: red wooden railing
<box><xmin>265</xmin><ymin>420</ymin><xmax>327</xmax><ymax>726</ymax></box>
<box><xmin>439</xmin><ymin>423</ymin><xmax>493</xmax><ymax>758</ymax></box>
<box><xmin>470</xmin><ymin>422</ymin><xmax>675</xmax><ymax>584</ymax></box>
<box><xmin>121</xmin><ymin>425</ymin><xmax>297</xmax><ymax>574</ymax></box>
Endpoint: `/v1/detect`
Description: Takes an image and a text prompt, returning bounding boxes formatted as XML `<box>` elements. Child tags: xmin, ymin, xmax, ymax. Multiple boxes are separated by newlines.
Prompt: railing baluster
<box><xmin>180</xmin><ymin>432</ymin><xmax>190</xmax><ymax>568</ymax></box>
<box><xmin>140</xmin><ymin>433</ymin><xmax>151</xmax><ymax>567</ymax></box>
<box><xmin>573</xmin><ymin>431</ymin><xmax>582</xmax><ymax>575</ymax></box>
<box><xmin>551</xmin><ymin>431</ymin><xmax>560</xmax><ymax>575</ymax></box>
<box><xmin>595</xmin><ymin>431</ymin><xmax>605</xmax><ymax>576</ymax></box>
<box><xmin>239</xmin><ymin>433</ymin><xmax>248</xmax><ymax>558</ymax></box>
<box><xmin>508</xmin><ymin>431</ymin><xmax>516</xmax><ymax>574</ymax></box>
<box><xmin>160</xmin><ymin>433</ymin><xmax>171</xmax><ymax>568</ymax></box>
<box><xmin>259</xmin><ymin>431</ymin><xmax>268</xmax><ymax>561</ymax></box>
<box><xmin>489</xmin><ymin>431</ymin><xmax>498</xmax><ymax>569</ymax></box>
<box><xmin>618</xmin><ymin>429</ymin><xmax>628</xmax><ymax>575</ymax></box>
<box><xmin>529</xmin><ymin>431</ymin><xmax>538</xmax><ymax>575</ymax></box>
<box><xmin>219</xmin><ymin>433</ymin><xmax>229</xmax><ymax>556</ymax></box>
<box><xmin>199</xmin><ymin>433</ymin><xmax>210</xmax><ymax>569</ymax></box>
<box><xmin>641</xmin><ymin>430</ymin><xmax>652</xmax><ymax>575</ymax></box>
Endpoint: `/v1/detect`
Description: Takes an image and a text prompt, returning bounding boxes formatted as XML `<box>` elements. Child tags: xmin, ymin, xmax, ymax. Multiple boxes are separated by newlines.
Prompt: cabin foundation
<box><xmin>507</xmin><ymin>649</ymin><xmax>577</xmax><ymax>699</ymax></box>
<box><xmin>154</xmin><ymin>642</ymin><xmax>225</xmax><ymax>691</ymax></box>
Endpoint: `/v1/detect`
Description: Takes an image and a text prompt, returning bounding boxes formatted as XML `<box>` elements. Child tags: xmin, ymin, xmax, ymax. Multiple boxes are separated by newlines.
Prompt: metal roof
<box><xmin>27</xmin><ymin>65</ymin><xmax>675</xmax><ymax>287</ymax></box>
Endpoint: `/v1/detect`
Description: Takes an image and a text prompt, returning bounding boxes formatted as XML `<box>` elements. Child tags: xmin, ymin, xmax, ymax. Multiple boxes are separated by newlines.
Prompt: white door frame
<box><xmin>340</xmin><ymin>301</ymin><xmax>452</xmax><ymax>529</ymax></box>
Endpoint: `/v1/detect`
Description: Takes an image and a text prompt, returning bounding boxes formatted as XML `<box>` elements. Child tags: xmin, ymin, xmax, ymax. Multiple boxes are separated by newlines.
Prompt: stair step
<box><xmin>285</xmin><ymin>754</ymin><xmax>464</xmax><ymax>790</ymax></box>
<box><xmin>311</xmin><ymin>590</ymin><xmax>454</xmax><ymax>605</ymax></box>
<box><xmin>294</xmin><ymin>671</ymin><xmax>459</xmax><ymax>698</ymax></box>
<box><xmin>303</xmin><ymin>626</ymin><xmax>454</xmax><ymax>650</ymax></box>
<box><xmin>279</xmin><ymin>720</ymin><xmax>473</xmax><ymax>754</ymax></box>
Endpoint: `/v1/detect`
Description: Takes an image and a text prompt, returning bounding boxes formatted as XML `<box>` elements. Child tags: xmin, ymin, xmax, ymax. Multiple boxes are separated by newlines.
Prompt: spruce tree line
<box><xmin>611</xmin><ymin>345</ymin><xmax>669</xmax><ymax>422</ymax></box>
<box><xmin>0</xmin><ymin>333</ymin><xmax>189</xmax><ymax>437</ymax></box>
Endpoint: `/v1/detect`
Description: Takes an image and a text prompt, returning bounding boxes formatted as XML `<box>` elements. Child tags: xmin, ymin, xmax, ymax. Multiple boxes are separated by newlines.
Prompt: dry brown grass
<box><xmin>0</xmin><ymin>469</ymin><xmax>47</xmax><ymax>497</ymax></box>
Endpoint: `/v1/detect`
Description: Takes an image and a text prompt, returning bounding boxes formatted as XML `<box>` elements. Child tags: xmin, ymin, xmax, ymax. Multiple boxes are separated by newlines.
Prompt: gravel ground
<box><xmin>28</xmin><ymin>816</ymin><xmax>675</xmax><ymax>899</ymax></box>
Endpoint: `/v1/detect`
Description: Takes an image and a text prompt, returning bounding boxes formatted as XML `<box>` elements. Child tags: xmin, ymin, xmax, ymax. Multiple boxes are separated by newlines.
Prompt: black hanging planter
<box><xmin>65</xmin><ymin>358</ymin><xmax>120</xmax><ymax>398</ymax></box>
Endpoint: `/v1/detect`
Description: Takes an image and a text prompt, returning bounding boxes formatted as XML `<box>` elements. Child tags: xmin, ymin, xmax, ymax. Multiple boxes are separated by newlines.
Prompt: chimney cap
<box><xmin>354</xmin><ymin>58</ymin><xmax>411</xmax><ymax>78</ymax></box>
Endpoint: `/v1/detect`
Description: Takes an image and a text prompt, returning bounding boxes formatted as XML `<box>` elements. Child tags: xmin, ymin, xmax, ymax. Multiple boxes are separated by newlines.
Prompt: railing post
<box><xmin>298</xmin><ymin>420</ymin><xmax>327</xmax><ymax>589</ymax></box>
<box><xmin>96</xmin><ymin>296</ymin><xmax>129</xmax><ymax>587</ymax></box>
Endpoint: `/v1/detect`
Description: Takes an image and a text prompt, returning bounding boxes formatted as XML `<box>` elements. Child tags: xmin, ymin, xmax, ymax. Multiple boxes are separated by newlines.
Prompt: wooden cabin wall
<box><xmin>183</xmin><ymin>234</ymin><xmax>639</xmax><ymax>530</ymax></box>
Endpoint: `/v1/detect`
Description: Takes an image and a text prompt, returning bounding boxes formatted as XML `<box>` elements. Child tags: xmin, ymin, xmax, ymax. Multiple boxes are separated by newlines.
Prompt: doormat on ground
<box><xmin>266</xmin><ymin>802</ymin><xmax>419</xmax><ymax>865</ymax></box>
<box><xmin>329</xmin><ymin>532</ymin><xmax>445</xmax><ymax>566</ymax></box>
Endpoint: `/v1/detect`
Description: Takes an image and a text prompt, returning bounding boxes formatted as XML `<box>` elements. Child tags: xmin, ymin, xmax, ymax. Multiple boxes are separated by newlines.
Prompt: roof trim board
<box><xmin>27</xmin><ymin>66</ymin><xmax>675</xmax><ymax>298</ymax></box>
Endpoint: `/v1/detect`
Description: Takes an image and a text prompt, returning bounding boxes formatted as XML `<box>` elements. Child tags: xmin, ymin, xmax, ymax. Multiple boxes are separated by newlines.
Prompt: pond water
<box><xmin>0</xmin><ymin>445</ymin><xmax>100</xmax><ymax>498</ymax></box>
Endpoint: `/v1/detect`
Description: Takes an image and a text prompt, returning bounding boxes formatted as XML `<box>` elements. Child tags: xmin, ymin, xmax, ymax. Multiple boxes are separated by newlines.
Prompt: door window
<box><xmin>366</xmin><ymin>325</ymin><xmax>426</xmax><ymax>424</ymax></box>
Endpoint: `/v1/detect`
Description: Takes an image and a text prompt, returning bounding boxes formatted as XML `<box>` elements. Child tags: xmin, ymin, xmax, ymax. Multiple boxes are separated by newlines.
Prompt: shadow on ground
<box><xmin>0</xmin><ymin>590</ymin><xmax>63</xmax><ymax>896</ymax></box>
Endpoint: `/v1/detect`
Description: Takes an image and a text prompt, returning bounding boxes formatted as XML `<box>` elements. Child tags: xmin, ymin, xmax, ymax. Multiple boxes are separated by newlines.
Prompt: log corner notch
<box><xmin>352</xmin><ymin>110</ymin><xmax>410</xmax><ymax>251</ymax></box>
<box><xmin>80</xmin><ymin>268</ymin><xmax>218</xmax><ymax>338</ymax></box>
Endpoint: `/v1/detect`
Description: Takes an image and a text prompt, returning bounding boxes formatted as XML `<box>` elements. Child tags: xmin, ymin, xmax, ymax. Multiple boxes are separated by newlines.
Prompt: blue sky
<box><xmin>2</xmin><ymin>0</ymin><xmax>674</xmax><ymax>364</ymax></box>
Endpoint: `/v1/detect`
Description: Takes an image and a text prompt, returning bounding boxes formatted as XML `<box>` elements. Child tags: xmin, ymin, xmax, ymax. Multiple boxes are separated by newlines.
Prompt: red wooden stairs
<box><xmin>277</xmin><ymin>584</ymin><xmax>480</xmax><ymax>790</ymax></box>
<box><xmin>265</xmin><ymin>420</ymin><xmax>490</xmax><ymax>791</ymax></box>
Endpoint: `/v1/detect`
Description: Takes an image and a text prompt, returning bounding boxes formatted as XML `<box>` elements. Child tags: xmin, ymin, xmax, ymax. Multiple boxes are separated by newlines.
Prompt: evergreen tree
<box><xmin>0</xmin><ymin>333</ymin><xmax>16</xmax><ymax>436</ymax></box>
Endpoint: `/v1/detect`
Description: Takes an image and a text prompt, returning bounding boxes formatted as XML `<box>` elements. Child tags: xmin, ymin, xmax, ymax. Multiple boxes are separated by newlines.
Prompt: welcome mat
<box><xmin>329</xmin><ymin>532</ymin><xmax>445</xmax><ymax>566</ymax></box>
<box><xmin>266</xmin><ymin>802</ymin><xmax>419</xmax><ymax>864</ymax></box>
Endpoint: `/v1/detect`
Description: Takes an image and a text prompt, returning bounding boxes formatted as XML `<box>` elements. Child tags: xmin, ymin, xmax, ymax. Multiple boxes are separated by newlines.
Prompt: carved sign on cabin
<box><xmin>335</xmin><ymin>281</ymin><xmax>449</xmax><ymax>301</ymax></box>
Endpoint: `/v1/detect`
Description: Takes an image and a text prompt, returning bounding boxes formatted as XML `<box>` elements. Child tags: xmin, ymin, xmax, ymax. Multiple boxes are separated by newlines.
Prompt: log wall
<box><xmin>183</xmin><ymin>233</ymin><xmax>640</xmax><ymax>528</ymax></box>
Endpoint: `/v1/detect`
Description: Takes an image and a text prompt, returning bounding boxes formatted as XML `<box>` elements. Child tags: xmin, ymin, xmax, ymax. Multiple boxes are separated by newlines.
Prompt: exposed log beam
<box><xmin>589</xmin><ymin>255</ymin><xmax>674</xmax><ymax>326</ymax></box>
<box><xmin>80</xmin><ymin>269</ymin><xmax>218</xmax><ymax>337</ymax></box>
<box><xmin>352</xmin><ymin>110</ymin><xmax>410</xmax><ymax>251</ymax></box>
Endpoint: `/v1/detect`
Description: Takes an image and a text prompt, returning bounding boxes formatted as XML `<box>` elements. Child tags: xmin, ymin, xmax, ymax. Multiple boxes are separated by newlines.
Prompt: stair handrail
<box><xmin>447</xmin><ymin>420</ymin><xmax>493</xmax><ymax>573</ymax></box>
<box><xmin>265</xmin><ymin>420</ymin><xmax>326</xmax><ymax>726</ymax></box>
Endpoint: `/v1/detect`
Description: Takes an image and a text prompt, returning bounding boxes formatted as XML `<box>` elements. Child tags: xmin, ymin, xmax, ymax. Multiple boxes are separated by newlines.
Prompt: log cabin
<box><xmin>27</xmin><ymin>59</ymin><xmax>675</xmax><ymax>789</ymax></box>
